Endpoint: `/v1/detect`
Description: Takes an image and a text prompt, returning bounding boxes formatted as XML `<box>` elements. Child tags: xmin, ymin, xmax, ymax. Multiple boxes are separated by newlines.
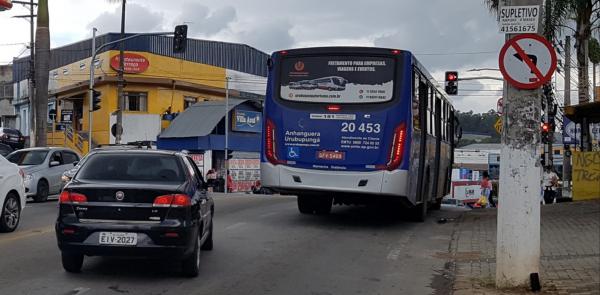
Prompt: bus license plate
<box><xmin>317</xmin><ymin>151</ymin><xmax>345</xmax><ymax>160</ymax></box>
<box><xmin>99</xmin><ymin>232</ymin><xmax>137</xmax><ymax>246</ymax></box>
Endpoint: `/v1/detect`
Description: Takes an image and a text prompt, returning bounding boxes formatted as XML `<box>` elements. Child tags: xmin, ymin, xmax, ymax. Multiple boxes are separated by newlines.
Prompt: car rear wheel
<box><xmin>201</xmin><ymin>220</ymin><xmax>213</xmax><ymax>251</ymax></box>
<box><xmin>0</xmin><ymin>193</ymin><xmax>21</xmax><ymax>233</ymax></box>
<box><xmin>34</xmin><ymin>180</ymin><xmax>49</xmax><ymax>203</ymax></box>
<box><xmin>182</xmin><ymin>231</ymin><xmax>201</xmax><ymax>277</ymax></box>
<box><xmin>61</xmin><ymin>251</ymin><xmax>84</xmax><ymax>273</ymax></box>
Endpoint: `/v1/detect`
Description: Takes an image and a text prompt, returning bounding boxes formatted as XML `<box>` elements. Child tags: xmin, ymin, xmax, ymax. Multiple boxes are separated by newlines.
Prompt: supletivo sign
<box><xmin>499</xmin><ymin>5</ymin><xmax>540</xmax><ymax>34</ymax></box>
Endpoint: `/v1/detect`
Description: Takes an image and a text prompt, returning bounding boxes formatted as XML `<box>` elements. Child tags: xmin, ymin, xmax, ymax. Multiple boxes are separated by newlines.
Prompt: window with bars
<box><xmin>124</xmin><ymin>92</ymin><xmax>148</xmax><ymax>112</ymax></box>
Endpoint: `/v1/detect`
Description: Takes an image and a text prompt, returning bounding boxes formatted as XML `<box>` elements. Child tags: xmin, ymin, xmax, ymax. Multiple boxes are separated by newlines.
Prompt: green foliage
<box><xmin>456</xmin><ymin>109</ymin><xmax>501</xmax><ymax>139</ymax></box>
<box><xmin>589</xmin><ymin>38</ymin><xmax>600</xmax><ymax>64</ymax></box>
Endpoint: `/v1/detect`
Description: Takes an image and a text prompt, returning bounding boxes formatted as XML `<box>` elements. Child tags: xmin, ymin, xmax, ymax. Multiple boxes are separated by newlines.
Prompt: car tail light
<box><xmin>385</xmin><ymin>123</ymin><xmax>407</xmax><ymax>171</ymax></box>
<box><xmin>265</xmin><ymin>119</ymin><xmax>284</xmax><ymax>165</ymax></box>
<box><xmin>19</xmin><ymin>169</ymin><xmax>24</xmax><ymax>179</ymax></box>
<box><xmin>59</xmin><ymin>191</ymin><xmax>88</xmax><ymax>204</ymax></box>
<box><xmin>391</xmin><ymin>49</ymin><xmax>401</xmax><ymax>55</ymax></box>
<box><xmin>153</xmin><ymin>194</ymin><xmax>191</xmax><ymax>208</ymax></box>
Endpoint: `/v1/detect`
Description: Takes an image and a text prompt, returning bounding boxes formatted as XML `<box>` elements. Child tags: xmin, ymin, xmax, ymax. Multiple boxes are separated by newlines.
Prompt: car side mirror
<box><xmin>50</xmin><ymin>161</ymin><xmax>60</xmax><ymax>167</ymax></box>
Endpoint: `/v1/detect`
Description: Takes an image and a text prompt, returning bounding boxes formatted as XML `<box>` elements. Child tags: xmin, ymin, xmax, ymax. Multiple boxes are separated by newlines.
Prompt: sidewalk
<box><xmin>448</xmin><ymin>200</ymin><xmax>600</xmax><ymax>294</ymax></box>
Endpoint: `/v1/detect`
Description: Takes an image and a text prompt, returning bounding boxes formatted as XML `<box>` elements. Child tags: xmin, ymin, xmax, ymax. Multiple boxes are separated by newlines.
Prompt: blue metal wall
<box><xmin>13</xmin><ymin>33</ymin><xmax>269</xmax><ymax>83</ymax></box>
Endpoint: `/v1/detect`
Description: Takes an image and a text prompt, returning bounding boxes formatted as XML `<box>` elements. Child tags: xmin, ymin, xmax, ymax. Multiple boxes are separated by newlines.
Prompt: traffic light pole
<box><xmin>224</xmin><ymin>77</ymin><xmax>230</xmax><ymax>193</ymax></box>
<box><xmin>496</xmin><ymin>0</ymin><xmax>543</xmax><ymax>288</ymax></box>
<box><xmin>88</xmin><ymin>28</ymin><xmax>97</xmax><ymax>153</ymax></box>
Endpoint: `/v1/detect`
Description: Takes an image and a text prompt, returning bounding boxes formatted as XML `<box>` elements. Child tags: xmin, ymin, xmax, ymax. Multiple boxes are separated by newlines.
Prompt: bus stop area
<box><xmin>448</xmin><ymin>200</ymin><xmax>600</xmax><ymax>294</ymax></box>
<box><xmin>563</xmin><ymin>101</ymin><xmax>600</xmax><ymax>201</ymax></box>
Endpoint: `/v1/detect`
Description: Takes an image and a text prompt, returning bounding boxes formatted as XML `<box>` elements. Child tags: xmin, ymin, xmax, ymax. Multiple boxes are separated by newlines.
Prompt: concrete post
<box><xmin>496</xmin><ymin>0</ymin><xmax>543</xmax><ymax>288</ymax></box>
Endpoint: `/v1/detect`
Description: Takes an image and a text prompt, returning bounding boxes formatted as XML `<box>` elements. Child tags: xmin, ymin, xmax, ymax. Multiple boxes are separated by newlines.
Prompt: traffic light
<box><xmin>92</xmin><ymin>89</ymin><xmax>101</xmax><ymax>111</ymax></box>
<box><xmin>541</xmin><ymin>122</ymin><xmax>551</xmax><ymax>144</ymax></box>
<box><xmin>226</xmin><ymin>150</ymin><xmax>233</xmax><ymax>160</ymax></box>
<box><xmin>173</xmin><ymin>25</ymin><xmax>188</xmax><ymax>53</ymax></box>
<box><xmin>444</xmin><ymin>71</ymin><xmax>458</xmax><ymax>95</ymax></box>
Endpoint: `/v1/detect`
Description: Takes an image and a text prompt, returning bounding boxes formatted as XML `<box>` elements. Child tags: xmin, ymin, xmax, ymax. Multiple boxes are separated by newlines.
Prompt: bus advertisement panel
<box><xmin>280</xmin><ymin>56</ymin><xmax>395</xmax><ymax>104</ymax></box>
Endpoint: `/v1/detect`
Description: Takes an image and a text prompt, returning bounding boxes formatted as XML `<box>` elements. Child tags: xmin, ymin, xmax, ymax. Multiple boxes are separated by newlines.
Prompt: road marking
<box><xmin>259</xmin><ymin>212</ymin><xmax>278</xmax><ymax>218</ymax></box>
<box><xmin>225</xmin><ymin>222</ymin><xmax>247</xmax><ymax>230</ymax></box>
<box><xmin>386</xmin><ymin>233</ymin><xmax>413</xmax><ymax>261</ymax></box>
<box><xmin>0</xmin><ymin>225</ymin><xmax>54</xmax><ymax>245</ymax></box>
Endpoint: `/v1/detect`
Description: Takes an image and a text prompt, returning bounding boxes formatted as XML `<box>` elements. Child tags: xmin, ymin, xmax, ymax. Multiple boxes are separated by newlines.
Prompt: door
<box><xmin>415</xmin><ymin>76</ymin><xmax>429</xmax><ymax>203</ymax></box>
<box><xmin>431</xmin><ymin>96</ymin><xmax>442</xmax><ymax>200</ymax></box>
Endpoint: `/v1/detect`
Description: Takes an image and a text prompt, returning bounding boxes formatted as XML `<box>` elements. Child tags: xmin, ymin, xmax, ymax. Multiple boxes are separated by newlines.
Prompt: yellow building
<box><xmin>12</xmin><ymin>33</ymin><xmax>268</xmax><ymax>155</ymax></box>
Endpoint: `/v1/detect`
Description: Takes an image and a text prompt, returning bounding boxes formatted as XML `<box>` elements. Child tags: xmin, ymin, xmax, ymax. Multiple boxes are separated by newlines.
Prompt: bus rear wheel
<box><xmin>297</xmin><ymin>195</ymin><xmax>313</xmax><ymax>214</ymax></box>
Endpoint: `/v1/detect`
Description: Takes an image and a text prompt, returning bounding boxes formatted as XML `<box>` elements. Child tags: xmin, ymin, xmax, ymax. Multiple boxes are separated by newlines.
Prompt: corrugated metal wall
<box><xmin>13</xmin><ymin>33</ymin><xmax>269</xmax><ymax>83</ymax></box>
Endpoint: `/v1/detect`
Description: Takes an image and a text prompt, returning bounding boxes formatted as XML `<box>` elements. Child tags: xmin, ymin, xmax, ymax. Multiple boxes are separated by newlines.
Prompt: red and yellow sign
<box><xmin>110</xmin><ymin>53</ymin><xmax>150</xmax><ymax>74</ymax></box>
<box><xmin>0</xmin><ymin>0</ymin><xmax>13</xmax><ymax>11</ymax></box>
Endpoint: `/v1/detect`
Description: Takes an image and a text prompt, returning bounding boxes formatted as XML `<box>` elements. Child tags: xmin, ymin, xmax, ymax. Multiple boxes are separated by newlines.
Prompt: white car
<box><xmin>0</xmin><ymin>155</ymin><xmax>26</xmax><ymax>232</ymax></box>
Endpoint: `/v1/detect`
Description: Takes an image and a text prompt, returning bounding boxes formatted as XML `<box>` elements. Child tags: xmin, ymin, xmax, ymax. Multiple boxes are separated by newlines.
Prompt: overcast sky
<box><xmin>0</xmin><ymin>0</ymin><xmax>508</xmax><ymax>113</ymax></box>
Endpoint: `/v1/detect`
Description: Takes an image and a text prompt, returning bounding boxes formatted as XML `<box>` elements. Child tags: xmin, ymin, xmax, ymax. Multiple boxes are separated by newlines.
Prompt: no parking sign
<box><xmin>499</xmin><ymin>34</ymin><xmax>557</xmax><ymax>89</ymax></box>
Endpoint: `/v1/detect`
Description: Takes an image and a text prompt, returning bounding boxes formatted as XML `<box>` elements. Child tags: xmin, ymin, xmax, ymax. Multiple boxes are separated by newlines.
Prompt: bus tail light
<box><xmin>385</xmin><ymin>123</ymin><xmax>407</xmax><ymax>171</ymax></box>
<box><xmin>327</xmin><ymin>105</ymin><xmax>341</xmax><ymax>112</ymax></box>
<box><xmin>265</xmin><ymin>119</ymin><xmax>284</xmax><ymax>165</ymax></box>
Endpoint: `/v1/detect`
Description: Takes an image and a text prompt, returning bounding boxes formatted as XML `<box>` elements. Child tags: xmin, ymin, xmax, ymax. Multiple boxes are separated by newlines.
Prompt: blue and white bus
<box><xmin>261</xmin><ymin>47</ymin><xmax>460</xmax><ymax>220</ymax></box>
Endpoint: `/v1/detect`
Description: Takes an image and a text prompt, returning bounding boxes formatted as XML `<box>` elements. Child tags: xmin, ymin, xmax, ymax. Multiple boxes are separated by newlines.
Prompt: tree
<box><xmin>33</xmin><ymin>0</ymin><xmax>49</xmax><ymax>147</ymax></box>
<box><xmin>484</xmin><ymin>0</ymin><xmax>600</xmax><ymax>104</ymax></box>
<box><xmin>588</xmin><ymin>37</ymin><xmax>600</xmax><ymax>99</ymax></box>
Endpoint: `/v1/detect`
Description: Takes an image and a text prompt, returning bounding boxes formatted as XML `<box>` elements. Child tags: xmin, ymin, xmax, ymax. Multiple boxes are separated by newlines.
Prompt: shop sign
<box><xmin>110</xmin><ymin>53</ymin><xmax>150</xmax><ymax>74</ymax></box>
<box><xmin>232</xmin><ymin>110</ymin><xmax>262</xmax><ymax>133</ymax></box>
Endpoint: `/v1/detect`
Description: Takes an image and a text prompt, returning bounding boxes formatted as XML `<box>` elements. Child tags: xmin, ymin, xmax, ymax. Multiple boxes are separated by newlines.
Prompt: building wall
<box><xmin>46</xmin><ymin>50</ymin><xmax>266</xmax><ymax>154</ymax></box>
<box><xmin>0</xmin><ymin>65</ymin><xmax>14</xmax><ymax>127</ymax></box>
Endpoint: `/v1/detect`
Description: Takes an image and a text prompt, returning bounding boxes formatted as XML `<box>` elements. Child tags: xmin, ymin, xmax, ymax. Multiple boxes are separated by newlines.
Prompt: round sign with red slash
<box><xmin>499</xmin><ymin>34</ymin><xmax>557</xmax><ymax>89</ymax></box>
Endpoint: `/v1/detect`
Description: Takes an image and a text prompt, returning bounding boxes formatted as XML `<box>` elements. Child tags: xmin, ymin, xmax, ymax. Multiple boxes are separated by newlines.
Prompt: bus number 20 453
<box><xmin>341</xmin><ymin>122</ymin><xmax>381</xmax><ymax>134</ymax></box>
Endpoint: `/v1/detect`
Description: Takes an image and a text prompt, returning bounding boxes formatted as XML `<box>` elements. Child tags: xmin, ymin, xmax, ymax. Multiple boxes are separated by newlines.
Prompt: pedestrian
<box><xmin>227</xmin><ymin>170</ymin><xmax>234</xmax><ymax>193</ymax></box>
<box><xmin>542</xmin><ymin>166</ymin><xmax>559</xmax><ymax>204</ymax></box>
<box><xmin>480</xmin><ymin>171</ymin><xmax>495</xmax><ymax>208</ymax></box>
<box><xmin>206</xmin><ymin>169</ymin><xmax>216</xmax><ymax>192</ymax></box>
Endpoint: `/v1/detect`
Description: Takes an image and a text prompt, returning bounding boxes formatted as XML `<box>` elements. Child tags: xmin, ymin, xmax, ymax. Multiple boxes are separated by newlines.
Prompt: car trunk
<box><xmin>65</xmin><ymin>181</ymin><xmax>185</xmax><ymax>223</ymax></box>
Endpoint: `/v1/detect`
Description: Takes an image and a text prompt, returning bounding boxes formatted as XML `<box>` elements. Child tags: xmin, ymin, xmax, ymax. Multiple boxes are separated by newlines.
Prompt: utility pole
<box><xmin>224</xmin><ymin>77</ymin><xmax>230</xmax><ymax>194</ymax></box>
<box><xmin>496</xmin><ymin>0</ymin><xmax>543</xmax><ymax>288</ymax></box>
<box><xmin>115</xmin><ymin>0</ymin><xmax>126</xmax><ymax>144</ymax></box>
<box><xmin>544</xmin><ymin>0</ymin><xmax>553</xmax><ymax>168</ymax></box>
<box><xmin>563</xmin><ymin>36</ymin><xmax>572</xmax><ymax>198</ymax></box>
<box><xmin>12</xmin><ymin>1</ymin><xmax>37</xmax><ymax>145</ymax></box>
<box><xmin>88</xmin><ymin>28</ymin><xmax>97</xmax><ymax>153</ymax></box>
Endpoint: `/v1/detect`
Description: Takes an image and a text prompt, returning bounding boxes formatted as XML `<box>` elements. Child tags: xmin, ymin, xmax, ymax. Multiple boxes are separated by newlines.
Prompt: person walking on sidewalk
<box><xmin>481</xmin><ymin>171</ymin><xmax>495</xmax><ymax>208</ymax></box>
<box><xmin>542</xmin><ymin>166</ymin><xmax>559</xmax><ymax>204</ymax></box>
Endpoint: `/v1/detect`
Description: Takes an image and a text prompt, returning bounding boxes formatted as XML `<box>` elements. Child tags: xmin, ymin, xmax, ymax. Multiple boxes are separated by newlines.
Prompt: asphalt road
<box><xmin>0</xmin><ymin>194</ymin><xmax>465</xmax><ymax>295</ymax></box>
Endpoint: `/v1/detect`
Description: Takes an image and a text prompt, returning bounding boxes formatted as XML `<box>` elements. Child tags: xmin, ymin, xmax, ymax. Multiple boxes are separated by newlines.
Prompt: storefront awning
<box><xmin>159</xmin><ymin>98</ymin><xmax>249</xmax><ymax>138</ymax></box>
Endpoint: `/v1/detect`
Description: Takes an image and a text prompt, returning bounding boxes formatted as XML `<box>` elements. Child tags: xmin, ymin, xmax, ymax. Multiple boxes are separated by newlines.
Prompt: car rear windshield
<box><xmin>6</xmin><ymin>150</ymin><xmax>48</xmax><ymax>165</ymax></box>
<box><xmin>76</xmin><ymin>153</ymin><xmax>186</xmax><ymax>183</ymax></box>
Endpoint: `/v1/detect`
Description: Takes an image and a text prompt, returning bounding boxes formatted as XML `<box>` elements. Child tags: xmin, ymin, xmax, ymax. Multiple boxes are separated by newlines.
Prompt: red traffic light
<box><xmin>541</xmin><ymin>123</ymin><xmax>550</xmax><ymax>132</ymax></box>
<box><xmin>445</xmin><ymin>71</ymin><xmax>458</xmax><ymax>82</ymax></box>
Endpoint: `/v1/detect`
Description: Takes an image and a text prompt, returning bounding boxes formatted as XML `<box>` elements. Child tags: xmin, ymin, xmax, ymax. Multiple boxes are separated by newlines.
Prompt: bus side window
<box><xmin>442</xmin><ymin>100</ymin><xmax>447</xmax><ymax>141</ymax></box>
<box><xmin>413</xmin><ymin>69</ymin><xmax>420</xmax><ymax>130</ymax></box>
<box><xmin>428</xmin><ymin>88</ymin><xmax>434</xmax><ymax>135</ymax></box>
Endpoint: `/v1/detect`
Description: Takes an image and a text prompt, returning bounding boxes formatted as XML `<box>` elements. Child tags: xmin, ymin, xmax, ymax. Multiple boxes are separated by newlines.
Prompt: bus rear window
<box><xmin>280</xmin><ymin>56</ymin><xmax>395</xmax><ymax>104</ymax></box>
